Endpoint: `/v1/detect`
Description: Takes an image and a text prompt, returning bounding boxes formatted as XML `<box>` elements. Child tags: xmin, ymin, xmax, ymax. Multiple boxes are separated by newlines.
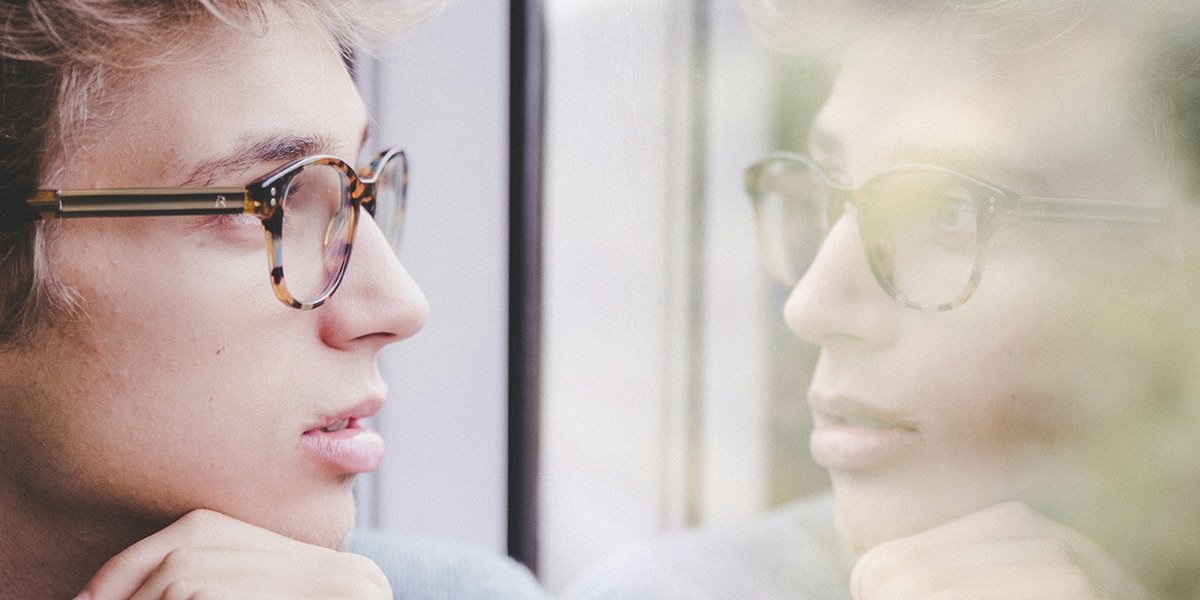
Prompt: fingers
<box><xmin>78</xmin><ymin>509</ymin><xmax>302</xmax><ymax>600</ymax></box>
<box><xmin>851</xmin><ymin>537</ymin><xmax>1103</xmax><ymax>599</ymax></box>
<box><xmin>76</xmin><ymin>509</ymin><xmax>387</xmax><ymax>600</ymax></box>
<box><xmin>849</xmin><ymin>502</ymin><xmax>1148</xmax><ymax>600</ymax></box>
<box><xmin>124</xmin><ymin>548</ymin><xmax>390</xmax><ymax>600</ymax></box>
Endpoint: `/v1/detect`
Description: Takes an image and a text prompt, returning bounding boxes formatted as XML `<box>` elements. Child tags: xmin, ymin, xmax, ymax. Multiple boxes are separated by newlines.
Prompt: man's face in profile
<box><xmin>786</xmin><ymin>15</ymin><xmax>1186</xmax><ymax>554</ymax></box>
<box><xmin>0</xmin><ymin>9</ymin><xmax>428</xmax><ymax>549</ymax></box>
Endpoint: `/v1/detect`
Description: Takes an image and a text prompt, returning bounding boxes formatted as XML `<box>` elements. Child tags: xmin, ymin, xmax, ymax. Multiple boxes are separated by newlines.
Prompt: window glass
<box><xmin>540</xmin><ymin>0</ymin><xmax>829</xmax><ymax>591</ymax></box>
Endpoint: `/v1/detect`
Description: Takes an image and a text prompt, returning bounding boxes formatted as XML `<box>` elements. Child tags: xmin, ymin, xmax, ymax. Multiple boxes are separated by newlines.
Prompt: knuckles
<box><xmin>986</xmin><ymin>500</ymin><xmax>1042</xmax><ymax>526</ymax></box>
<box><xmin>327</xmin><ymin>552</ymin><xmax>392</xmax><ymax>597</ymax></box>
<box><xmin>120</xmin><ymin>510</ymin><xmax>390</xmax><ymax>599</ymax></box>
<box><xmin>168</xmin><ymin>508</ymin><xmax>234</xmax><ymax>545</ymax></box>
<box><xmin>850</xmin><ymin>524</ymin><xmax>1113</xmax><ymax>600</ymax></box>
<box><xmin>1058</xmin><ymin>566</ymin><xmax>1106</xmax><ymax>598</ymax></box>
<box><xmin>159</xmin><ymin>579</ymin><xmax>214</xmax><ymax>600</ymax></box>
<box><xmin>148</xmin><ymin>548</ymin><xmax>391</xmax><ymax>599</ymax></box>
<box><xmin>174</xmin><ymin>508</ymin><xmax>229</xmax><ymax>531</ymax></box>
<box><xmin>851</xmin><ymin>539</ymin><xmax>938</xmax><ymax>599</ymax></box>
<box><xmin>158</xmin><ymin>546</ymin><xmax>209</xmax><ymax>574</ymax></box>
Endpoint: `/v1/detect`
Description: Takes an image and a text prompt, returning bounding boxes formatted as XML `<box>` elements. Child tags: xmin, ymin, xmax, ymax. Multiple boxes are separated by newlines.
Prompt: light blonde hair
<box><xmin>744</xmin><ymin>0</ymin><xmax>1200</xmax><ymax>194</ymax></box>
<box><xmin>0</xmin><ymin>0</ymin><xmax>438</xmax><ymax>348</ymax></box>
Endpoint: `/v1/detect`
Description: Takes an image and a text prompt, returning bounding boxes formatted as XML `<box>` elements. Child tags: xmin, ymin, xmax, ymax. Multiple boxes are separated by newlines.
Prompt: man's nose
<box><xmin>783</xmin><ymin>208</ymin><xmax>897</xmax><ymax>350</ymax></box>
<box><xmin>318</xmin><ymin>208</ymin><xmax>429</xmax><ymax>351</ymax></box>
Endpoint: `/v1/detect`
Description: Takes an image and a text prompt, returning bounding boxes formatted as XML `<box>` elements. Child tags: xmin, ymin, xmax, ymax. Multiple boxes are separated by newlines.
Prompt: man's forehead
<box><xmin>811</xmin><ymin>21</ymin><xmax>1159</xmax><ymax>196</ymax></box>
<box><xmin>58</xmin><ymin>15</ymin><xmax>368</xmax><ymax>190</ymax></box>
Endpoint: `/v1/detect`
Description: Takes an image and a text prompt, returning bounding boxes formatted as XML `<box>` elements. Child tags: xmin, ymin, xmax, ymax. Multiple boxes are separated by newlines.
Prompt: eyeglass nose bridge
<box><xmin>358</xmin><ymin>148</ymin><xmax>407</xmax><ymax>218</ymax></box>
<box><xmin>817</xmin><ymin>185</ymin><xmax>857</xmax><ymax>236</ymax></box>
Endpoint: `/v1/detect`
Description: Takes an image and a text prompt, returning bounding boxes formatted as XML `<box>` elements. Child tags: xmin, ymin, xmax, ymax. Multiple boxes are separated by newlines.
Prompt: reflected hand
<box><xmin>74</xmin><ymin>509</ymin><xmax>391</xmax><ymax>600</ymax></box>
<box><xmin>849</xmin><ymin>501</ymin><xmax>1147</xmax><ymax>600</ymax></box>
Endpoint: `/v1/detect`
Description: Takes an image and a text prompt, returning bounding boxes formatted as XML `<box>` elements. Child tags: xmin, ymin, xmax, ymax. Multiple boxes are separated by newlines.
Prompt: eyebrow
<box><xmin>181</xmin><ymin>127</ymin><xmax>370</xmax><ymax>186</ymax></box>
<box><xmin>807</xmin><ymin>125</ymin><xmax>1052</xmax><ymax>194</ymax></box>
<box><xmin>886</xmin><ymin>144</ymin><xmax>1054</xmax><ymax>195</ymax></box>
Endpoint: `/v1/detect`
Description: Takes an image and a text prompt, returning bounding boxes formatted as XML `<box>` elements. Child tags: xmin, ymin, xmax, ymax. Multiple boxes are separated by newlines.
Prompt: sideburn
<box><xmin>0</xmin><ymin>222</ymin><xmax>82</xmax><ymax>351</ymax></box>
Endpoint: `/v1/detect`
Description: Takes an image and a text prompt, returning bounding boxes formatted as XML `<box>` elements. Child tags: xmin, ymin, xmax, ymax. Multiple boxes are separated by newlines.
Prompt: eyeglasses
<box><xmin>24</xmin><ymin>146</ymin><xmax>408</xmax><ymax>310</ymax></box>
<box><xmin>745</xmin><ymin>152</ymin><xmax>1168</xmax><ymax>310</ymax></box>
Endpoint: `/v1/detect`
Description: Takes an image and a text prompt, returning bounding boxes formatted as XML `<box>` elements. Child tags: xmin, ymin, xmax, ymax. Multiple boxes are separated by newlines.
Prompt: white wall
<box><xmin>356</xmin><ymin>0</ymin><xmax>510</xmax><ymax>555</ymax></box>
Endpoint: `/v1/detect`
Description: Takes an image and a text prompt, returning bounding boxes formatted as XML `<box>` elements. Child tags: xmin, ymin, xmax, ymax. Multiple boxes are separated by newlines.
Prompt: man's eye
<box><xmin>929</xmin><ymin>197</ymin><xmax>975</xmax><ymax>231</ymax></box>
<box><xmin>194</xmin><ymin>213</ymin><xmax>264</xmax><ymax>239</ymax></box>
<box><xmin>874</xmin><ymin>175</ymin><xmax>974</xmax><ymax>227</ymax></box>
<box><xmin>868</xmin><ymin>173</ymin><xmax>980</xmax><ymax>255</ymax></box>
<box><xmin>211</xmin><ymin>212</ymin><xmax>262</xmax><ymax>229</ymax></box>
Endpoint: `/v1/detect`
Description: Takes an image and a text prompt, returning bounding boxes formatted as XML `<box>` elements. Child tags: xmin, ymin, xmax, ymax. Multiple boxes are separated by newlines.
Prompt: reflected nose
<box><xmin>319</xmin><ymin>207</ymin><xmax>429</xmax><ymax>351</ymax></box>
<box><xmin>783</xmin><ymin>208</ymin><xmax>897</xmax><ymax>348</ymax></box>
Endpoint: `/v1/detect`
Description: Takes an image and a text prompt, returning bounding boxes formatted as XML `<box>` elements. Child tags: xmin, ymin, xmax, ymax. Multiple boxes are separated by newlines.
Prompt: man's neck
<box><xmin>0</xmin><ymin>491</ymin><xmax>159</xmax><ymax>599</ymax></box>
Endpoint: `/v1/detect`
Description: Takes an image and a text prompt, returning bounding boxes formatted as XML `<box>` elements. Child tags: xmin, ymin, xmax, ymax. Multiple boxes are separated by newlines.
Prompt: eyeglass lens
<box><xmin>751</xmin><ymin>158</ymin><xmax>981</xmax><ymax>308</ymax></box>
<box><xmin>280</xmin><ymin>164</ymin><xmax>355</xmax><ymax>304</ymax></box>
<box><xmin>369</xmin><ymin>153</ymin><xmax>407</xmax><ymax>254</ymax></box>
<box><xmin>274</xmin><ymin>152</ymin><xmax>407</xmax><ymax>306</ymax></box>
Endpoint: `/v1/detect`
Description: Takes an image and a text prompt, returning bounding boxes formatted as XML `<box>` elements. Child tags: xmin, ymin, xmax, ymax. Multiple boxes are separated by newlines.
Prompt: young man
<box><xmin>0</xmin><ymin>1</ymin><xmax>463</xmax><ymax>598</ymax></box>
<box><xmin>567</xmin><ymin>1</ymin><xmax>1200</xmax><ymax>598</ymax></box>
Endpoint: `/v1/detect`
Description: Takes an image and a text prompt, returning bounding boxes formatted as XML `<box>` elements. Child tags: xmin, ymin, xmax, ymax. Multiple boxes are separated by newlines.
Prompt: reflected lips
<box><xmin>300</xmin><ymin>398</ymin><xmax>385</xmax><ymax>473</ymax></box>
<box><xmin>808</xmin><ymin>395</ymin><xmax>921</xmax><ymax>471</ymax></box>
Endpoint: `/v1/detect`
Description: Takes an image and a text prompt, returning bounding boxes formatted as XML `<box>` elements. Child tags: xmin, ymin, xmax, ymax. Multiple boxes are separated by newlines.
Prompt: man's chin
<box><xmin>254</xmin><ymin>490</ymin><xmax>358</xmax><ymax>550</ymax></box>
<box><xmin>276</xmin><ymin>509</ymin><xmax>356</xmax><ymax>550</ymax></box>
<box><xmin>831</xmin><ymin>487</ymin><xmax>955</xmax><ymax>554</ymax></box>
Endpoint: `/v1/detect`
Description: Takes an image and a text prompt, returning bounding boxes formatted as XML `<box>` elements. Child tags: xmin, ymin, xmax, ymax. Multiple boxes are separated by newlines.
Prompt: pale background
<box><xmin>354</xmin><ymin>0</ymin><xmax>827</xmax><ymax>593</ymax></box>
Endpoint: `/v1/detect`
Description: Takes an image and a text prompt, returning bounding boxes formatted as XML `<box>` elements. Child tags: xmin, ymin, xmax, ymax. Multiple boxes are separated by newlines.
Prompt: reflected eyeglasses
<box><xmin>745</xmin><ymin>152</ymin><xmax>1168</xmax><ymax>311</ymax></box>
<box><xmin>24</xmin><ymin>146</ymin><xmax>408</xmax><ymax>310</ymax></box>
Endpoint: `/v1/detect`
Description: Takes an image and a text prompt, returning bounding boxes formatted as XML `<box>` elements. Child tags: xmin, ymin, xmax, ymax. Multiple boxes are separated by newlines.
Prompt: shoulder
<box><xmin>347</xmin><ymin>529</ymin><xmax>549</xmax><ymax>600</ymax></box>
<box><xmin>562</xmin><ymin>494</ymin><xmax>852</xmax><ymax>600</ymax></box>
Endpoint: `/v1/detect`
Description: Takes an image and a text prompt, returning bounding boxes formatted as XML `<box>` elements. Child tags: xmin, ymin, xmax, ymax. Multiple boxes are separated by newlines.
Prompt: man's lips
<box><xmin>314</xmin><ymin>417</ymin><xmax>353</xmax><ymax>433</ymax></box>
<box><xmin>300</xmin><ymin>396</ymin><xmax>386</xmax><ymax>474</ymax></box>
<box><xmin>302</xmin><ymin>396</ymin><xmax>385</xmax><ymax>435</ymax></box>
<box><xmin>808</xmin><ymin>392</ymin><xmax>921</xmax><ymax>472</ymax></box>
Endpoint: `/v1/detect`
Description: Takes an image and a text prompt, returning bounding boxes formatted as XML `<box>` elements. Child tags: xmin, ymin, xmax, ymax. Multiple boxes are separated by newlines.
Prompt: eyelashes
<box><xmin>197</xmin><ymin>212</ymin><xmax>261</xmax><ymax>231</ymax></box>
<box><xmin>187</xmin><ymin>213</ymin><xmax>265</xmax><ymax>249</ymax></box>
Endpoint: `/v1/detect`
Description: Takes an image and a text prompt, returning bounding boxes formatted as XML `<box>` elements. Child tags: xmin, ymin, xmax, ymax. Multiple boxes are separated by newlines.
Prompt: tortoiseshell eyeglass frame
<box><xmin>24</xmin><ymin>146</ymin><xmax>408</xmax><ymax>311</ymax></box>
<box><xmin>745</xmin><ymin>152</ymin><xmax>1170</xmax><ymax>311</ymax></box>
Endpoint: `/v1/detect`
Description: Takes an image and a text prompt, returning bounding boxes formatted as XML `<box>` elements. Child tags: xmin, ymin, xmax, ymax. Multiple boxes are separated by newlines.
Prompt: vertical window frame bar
<box><xmin>508</xmin><ymin>0</ymin><xmax>545</xmax><ymax>574</ymax></box>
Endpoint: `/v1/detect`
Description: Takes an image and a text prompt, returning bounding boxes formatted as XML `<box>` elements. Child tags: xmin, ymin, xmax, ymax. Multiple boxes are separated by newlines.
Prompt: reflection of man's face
<box><xmin>0</xmin><ymin>10</ymin><xmax>428</xmax><ymax>549</ymax></box>
<box><xmin>783</xmin><ymin>18</ymin><xmax>1183</xmax><ymax>553</ymax></box>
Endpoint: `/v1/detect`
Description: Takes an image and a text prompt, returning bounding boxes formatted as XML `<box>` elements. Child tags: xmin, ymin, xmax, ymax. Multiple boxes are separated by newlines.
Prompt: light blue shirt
<box><xmin>564</xmin><ymin>494</ymin><xmax>854</xmax><ymax>600</ymax></box>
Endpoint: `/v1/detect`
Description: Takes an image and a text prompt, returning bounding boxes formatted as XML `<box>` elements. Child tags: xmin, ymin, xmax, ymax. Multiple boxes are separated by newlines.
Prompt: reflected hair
<box><xmin>744</xmin><ymin>0</ymin><xmax>1200</xmax><ymax>199</ymax></box>
<box><xmin>0</xmin><ymin>0</ymin><xmax>439</xmax><ymax>348</ymax></box>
